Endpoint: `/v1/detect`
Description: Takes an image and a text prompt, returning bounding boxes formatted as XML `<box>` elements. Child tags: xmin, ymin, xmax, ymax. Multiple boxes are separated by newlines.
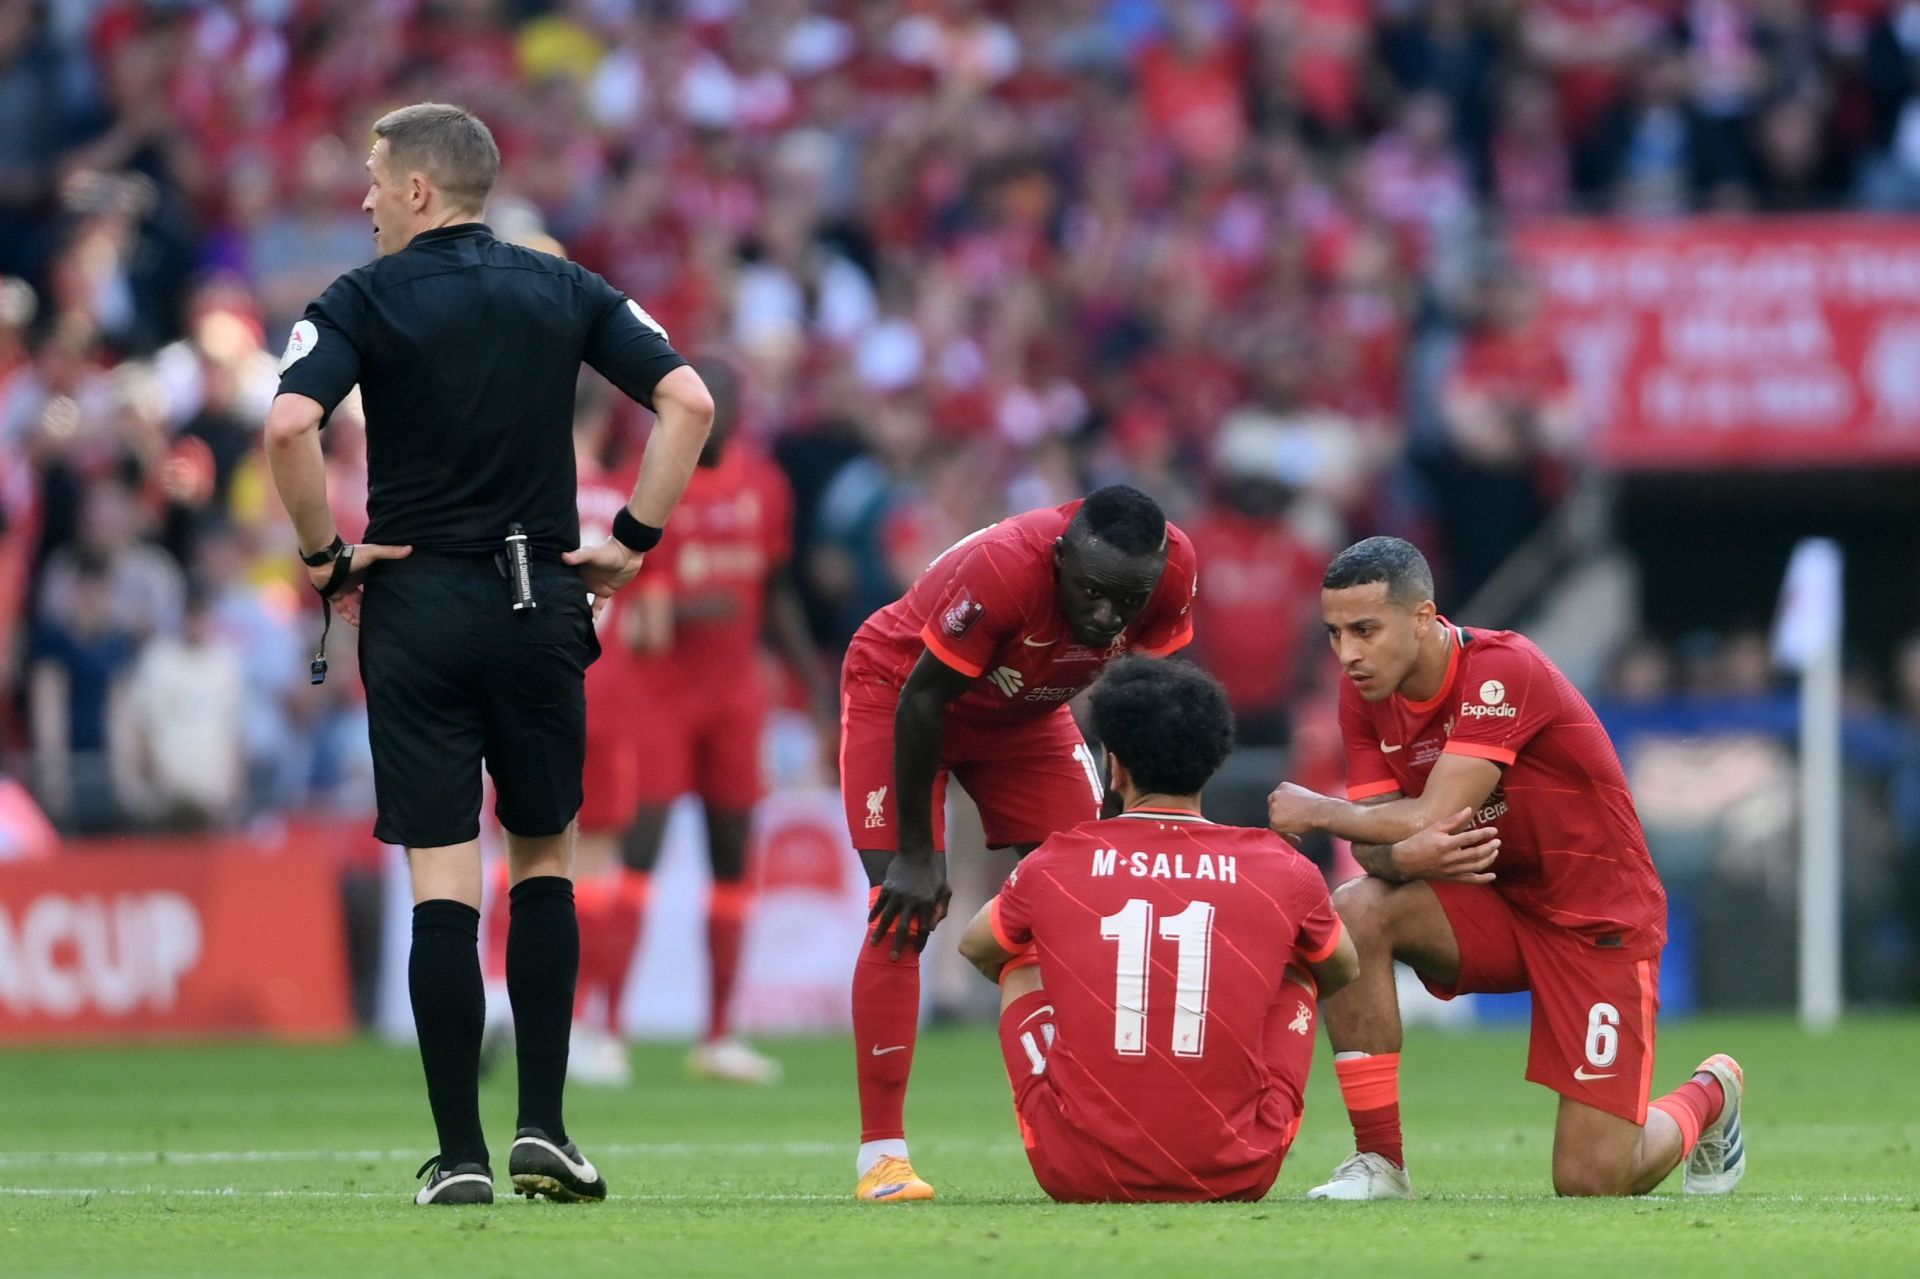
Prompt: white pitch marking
<box><xmin>0</xmin><ymin>1139</ymin><xmax>1019</xmax><ymax>1169</ymax></box>
<box><xmin>0</xmin><ymin>1187</ymin><xmax>1911</xmax><ymax>1207</ymax></box>
<box><xmin>0</xmin><ymin>1186</ymin><xmax>852</xmax><ymax>1203</ymax></box>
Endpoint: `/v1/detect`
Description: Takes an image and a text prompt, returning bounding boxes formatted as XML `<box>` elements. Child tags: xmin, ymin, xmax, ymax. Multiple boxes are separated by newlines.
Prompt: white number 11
<box><xmin>1098</xmin><ymin>898</ymin><xmax>1216</xmax><ymax>1058</ymax></box>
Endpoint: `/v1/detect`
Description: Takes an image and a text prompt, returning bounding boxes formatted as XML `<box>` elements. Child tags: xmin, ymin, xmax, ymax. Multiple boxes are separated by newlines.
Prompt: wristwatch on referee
<box><xmin>302</xmin><ymin>535</ymin><xmax>357</xmax><ymax>599</ymax></box>
<box><xmin>302</xmin><ymin>535</ymin><xmax>346</xmax><ymax>568</ymax></box>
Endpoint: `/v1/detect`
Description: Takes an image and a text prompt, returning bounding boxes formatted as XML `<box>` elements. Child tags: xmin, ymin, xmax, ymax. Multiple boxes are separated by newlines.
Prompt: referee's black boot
<box><xmin>414</xmin><ymin>1156</ymin><xmax>495</xmax><ymax>1205</ymax></box>
<box><xmin>509</xmin><ymin>1128</ymin><xmax>608</xmax><ymax>1203</ymax></box>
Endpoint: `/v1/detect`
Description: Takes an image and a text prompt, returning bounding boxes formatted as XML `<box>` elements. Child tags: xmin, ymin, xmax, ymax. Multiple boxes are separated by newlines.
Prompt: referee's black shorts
<box><xmin>358</xmin><ymin>554</ymin><xmax>601</xmax><ymax>848</ymax></box>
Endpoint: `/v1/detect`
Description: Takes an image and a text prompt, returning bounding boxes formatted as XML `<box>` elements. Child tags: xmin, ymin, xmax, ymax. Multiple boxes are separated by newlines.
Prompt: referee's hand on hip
<box><xmin>563</xmin><ymin>538</ymin><xmax>644</xmax><ymax>622</ymax></box>
<box><xmin>305</xmin><ymin>542</ymin><xmax>414</xmax><ymax>627</ymax></box>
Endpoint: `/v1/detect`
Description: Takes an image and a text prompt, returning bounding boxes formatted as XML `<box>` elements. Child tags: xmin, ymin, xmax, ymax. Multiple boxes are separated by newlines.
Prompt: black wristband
<box><xmin>611</xmin><ymin>508</ymin><xmax>663</xmax><ymax>553</ymax></box>
<box><xmin>301</xmin><ymin>535</ymin><xmax>345</xmax><ymax>567</ymax></box>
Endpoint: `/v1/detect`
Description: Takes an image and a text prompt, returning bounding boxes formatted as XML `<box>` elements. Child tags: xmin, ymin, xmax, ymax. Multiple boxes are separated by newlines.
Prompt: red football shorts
<box><xmin>579</xmin><ymin>662</ymin><xmax>766</xmax><ymax>832</ymax></box>
<box><xmin>1424</xmin><ymin>881</ymin><xmax>1661</xmax><ymax>1124</ymax></box>
<box><xmin>995</xmin><ymin>990</ymin><xmax>1298</xmax><ymax>1204</ymax></box>
<box><xmin>838</xmin><ymin>673</ymin><xmax>1103</xmax><ymax>852</ymax></box>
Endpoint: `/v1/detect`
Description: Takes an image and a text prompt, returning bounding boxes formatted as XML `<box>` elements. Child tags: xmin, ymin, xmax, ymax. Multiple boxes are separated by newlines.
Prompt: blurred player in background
<box><xmin>843</xmin><ymin>486</ymin><xmax>1198</xmax><ymax>1201</ymax></box>
<box><xmin>1266</xmin><ymin>537</ymin><xmax>1746</xmax><ymax>1200</ymax></box>
<box><xmin>957</xmin><ymin>658</ymin><xmax>1361</xmax><ymax>1203</ymax></box>
<box><xmin>570</xmin><ymin>359</ymin><xmax>829</xmax><ymax>1085</ymax></box>
<box><xmin>484</xmin><ymin>371</ymin><xmax>633</xmax><ymax>1078</ymax></box>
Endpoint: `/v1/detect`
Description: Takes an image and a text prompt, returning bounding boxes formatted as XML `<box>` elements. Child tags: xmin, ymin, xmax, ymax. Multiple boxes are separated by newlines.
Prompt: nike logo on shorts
<box><xmin>1574</xmin><ymin>1066</ymin><xmax>1617</xmax><ymax>1081</ymax></box>
<box><xmin>870</xmin><ymin>1044</ymin><xmax>907</xmax><ymax>1056</ymax></box>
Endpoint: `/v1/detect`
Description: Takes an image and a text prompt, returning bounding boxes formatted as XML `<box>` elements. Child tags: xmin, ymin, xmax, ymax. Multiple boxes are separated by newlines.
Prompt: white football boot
<box><xmin>687</xmin><ymin>1037</ymin><xmax>784</xmax><ymax>1085</ymax></box>
<box><xmin>1683</xmin><ymin>1053</ymin><xmax>1746</xmax><ymax>1195</ymax></box>
<box><xmin>565</xmin><ymin>1023</ymin><xmax>633</xmax><ymax>1087</ymax></box>
<box><xmin>1307</xmin><ymin>1151</ymin><xmax>1414</xmax><ymax>1200</ymax></box>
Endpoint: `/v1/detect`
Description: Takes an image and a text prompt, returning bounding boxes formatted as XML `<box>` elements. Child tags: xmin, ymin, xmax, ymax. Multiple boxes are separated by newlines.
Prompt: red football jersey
<box><xmin>1184</xmin><ymin>507</ymin><xmax>1323</xmax><ymax>715</ymax></box>
<box><xmin>1340</xmin><ymin>622</ymin><xmax>1667</xmax><ymax>955</ymax></box>
<box><xmin>991</xmin><ymin>810</ymin><xmax>1342</xmax><ymax>1198</ymax></box>
<box><xmin>626</xmin><ymin>446</ymin><xmax>793</xmax><ymax>682</ymax></box>
<box><xmin>578</xmin><ymin>458</ymin><xmax>639</xmax><ymax>700</ymax></box>
<box><xmin>845</xmin><ymin>502</ymin><xmax>1198</xmax><ymax>724</ymax></box>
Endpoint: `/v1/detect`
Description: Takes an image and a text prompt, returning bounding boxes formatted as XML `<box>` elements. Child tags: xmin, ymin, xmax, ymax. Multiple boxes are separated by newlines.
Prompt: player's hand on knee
<box><xmin>869</xmin><ymin>853</ymin><xmax>947</xmax><ymax>959</ymax></box>
<box><xmin>1394</xmin><ymin>808</ymin><xmax>1500</xmax><ymax>883</ymax></box>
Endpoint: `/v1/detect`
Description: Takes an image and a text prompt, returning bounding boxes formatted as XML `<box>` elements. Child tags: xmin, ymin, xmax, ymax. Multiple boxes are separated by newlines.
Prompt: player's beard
<box><xmin>1099</xmin><ymin>749</ymin><xmax>1123</xmax><ymax>820</ymax></box>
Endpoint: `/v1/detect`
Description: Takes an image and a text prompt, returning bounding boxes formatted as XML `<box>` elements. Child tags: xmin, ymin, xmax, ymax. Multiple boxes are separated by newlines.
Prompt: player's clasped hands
<box><xmin>869</xmin><ymin>852</ymin><xmax>952</xmax><ymax>960</ymax></box>
<box><xmin>1393</xmin><ymin>809</ymin><xmax>1501</xmax><ymax>883</ymax></box>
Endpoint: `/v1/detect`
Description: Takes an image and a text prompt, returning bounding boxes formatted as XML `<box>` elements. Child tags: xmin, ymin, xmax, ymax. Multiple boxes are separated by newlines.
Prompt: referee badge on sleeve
<box><xmin>625</xmin><ymin>298</ymin><xmax>668</xmax><ymax>339</ymax></box>
<box><xmin>279</xmin><ymin>319</ymin><xmax>318</xmax><ymax>373</ymax></box>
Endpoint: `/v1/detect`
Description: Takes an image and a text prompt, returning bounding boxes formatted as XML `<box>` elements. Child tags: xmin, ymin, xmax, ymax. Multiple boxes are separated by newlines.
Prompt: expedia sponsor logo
<box><xmin>1461</xmin><ymin>700</ymin><xmax>1518</xmax><ymax>719</ymax></box>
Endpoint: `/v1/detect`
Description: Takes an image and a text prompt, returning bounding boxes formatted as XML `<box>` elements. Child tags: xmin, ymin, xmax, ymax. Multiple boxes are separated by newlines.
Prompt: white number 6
<box><xmin>1584</xmin><ymin>1002</ymin><xmax>1620</xmax><ymax>1068</ymax></box>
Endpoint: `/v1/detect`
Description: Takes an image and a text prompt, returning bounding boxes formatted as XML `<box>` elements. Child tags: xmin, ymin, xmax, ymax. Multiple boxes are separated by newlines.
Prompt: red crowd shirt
<box><xmin>845</xmin><ymin>502</ymin><xmax>1198</xmax><ymax>725</ymax></box>
<box><xmin>1184</xmin><ymin>508</ymin><xmax>1323</xmax><ymax>715</ymax></box>
<box><xmin>1450</xmin><ymin>328</ymin><xmax>1574</xmax><ymax>407</ymax></box>
<box><xmin>991</xmin><ymin>811</ymin><xmax>1343</xmax><ymax>1199</ymax></box>
<box><xmin>627</xmin><ymin>446</ymin><xmax>794</xmax><ymax>684</ymax></box>
<box><xmin>1340</xmin><ymin>624</ymin><xmax>1668</xmax><ymax>955</ymax></box>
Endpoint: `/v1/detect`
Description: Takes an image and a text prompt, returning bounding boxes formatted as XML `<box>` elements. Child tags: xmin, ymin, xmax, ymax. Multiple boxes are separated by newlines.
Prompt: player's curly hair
<box><xmin>1072</xmin><ymin>485</ymin><xmax>1167</xmax><ymax>557</ymax></box>
<box><xmin>1089</xmin><ymin>657</ymin><xmax>1235</xmax><ymax>799</ymax></box>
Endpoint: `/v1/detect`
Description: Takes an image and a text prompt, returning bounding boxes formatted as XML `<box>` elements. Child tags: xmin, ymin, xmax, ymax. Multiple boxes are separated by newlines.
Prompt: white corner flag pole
<box><xmin>1773</xmin><ymin>539</ymin><xmax>1844</xmax><ymax>1032</ymax></box>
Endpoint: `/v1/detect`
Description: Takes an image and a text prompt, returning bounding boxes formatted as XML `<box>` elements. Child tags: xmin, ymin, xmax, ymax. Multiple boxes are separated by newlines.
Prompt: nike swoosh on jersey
<box><xmin>1380</xmin><ymin>741</ymin><xmax>1404</xmax><ymax>753</ymax></box>
<box><xmin>870</xmin><ymin>1044</ymin><xmax>907</xmax><ymax>1056</ymax></box>
<box><xmin>1021</xmin><ymin>636</ymin><xmax>1055</xmax><ymax>647</ymax></box>
<box><xmin>1573</xmin><ymin>1066</ymin><xmax>1617</xmax><ymax>1081</ymax></box>
<box><xmin>1018</xmin><ymin>1004</ymin><xmax>1055</xmax><ymax>1029</ymax></box>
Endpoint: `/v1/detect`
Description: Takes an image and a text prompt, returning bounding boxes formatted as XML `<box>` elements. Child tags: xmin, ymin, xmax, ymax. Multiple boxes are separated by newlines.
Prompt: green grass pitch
<box><xmin>1</xmin><ymin>1016</ymin><xmax>1915</xmax><ymax>1277</ymax></box>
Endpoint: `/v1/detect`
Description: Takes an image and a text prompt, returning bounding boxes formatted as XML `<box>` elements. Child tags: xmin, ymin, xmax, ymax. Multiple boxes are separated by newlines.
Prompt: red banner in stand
<box><xmin>1513</xmin><ymin>217</ymin><xmax>1920</xmax><ymax>468</ymax></box>
<box><xmin>0</xmin><ymin>839</ymin><xmax>353</xmax><ymax>1042</ymax></box>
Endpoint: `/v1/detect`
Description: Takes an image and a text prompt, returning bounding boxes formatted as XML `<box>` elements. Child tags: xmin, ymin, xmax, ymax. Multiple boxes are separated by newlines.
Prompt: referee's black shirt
<box><xmin>275</xmin><ymin>222</ymin><xmax>686</xmax><ymax>556</ymax></box>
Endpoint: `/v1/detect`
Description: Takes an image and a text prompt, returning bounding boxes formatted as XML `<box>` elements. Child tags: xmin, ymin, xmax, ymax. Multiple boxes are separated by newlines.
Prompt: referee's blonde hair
<box><xmin>372</xmin><ymin>103</ymin><xmax>500</xmax><ymax>214</ymax></box>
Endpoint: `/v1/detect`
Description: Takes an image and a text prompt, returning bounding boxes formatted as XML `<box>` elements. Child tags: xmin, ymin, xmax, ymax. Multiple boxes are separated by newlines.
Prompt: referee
<box><xmin>263</xmin><ymin>103</ymin><xmax>713</xmax><ymax>1206</ymax></box>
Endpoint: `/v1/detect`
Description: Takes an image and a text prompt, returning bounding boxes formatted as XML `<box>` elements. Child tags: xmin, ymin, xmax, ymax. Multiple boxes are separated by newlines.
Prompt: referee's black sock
<box><xmin>507</xmin><ymin>875</ymin><xmax>578</xmax><ymax>1144</ymax></box>
<box><xmin>409</xmin><ymin>899</ymin><xmax>489</xmax><ymax>1169</ymax></box>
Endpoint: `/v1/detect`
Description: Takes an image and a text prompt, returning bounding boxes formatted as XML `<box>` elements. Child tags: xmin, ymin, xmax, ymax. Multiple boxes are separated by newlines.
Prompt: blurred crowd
<box><xmin>4</xmin><ymin>0</ymin><xmax>1920</xmax><ymax>857</ymax></box>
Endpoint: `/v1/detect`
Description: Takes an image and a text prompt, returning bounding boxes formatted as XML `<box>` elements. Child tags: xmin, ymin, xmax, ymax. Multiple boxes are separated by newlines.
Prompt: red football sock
<box><xmin>853</xmin><ymin>888</ymin><xmax>920</xmax><ymax>1143</ymax></box>
<box><xmin>570</xmin><ymin>875</ymin><xmax>610</xmax><ymax>1023</ymax></box>
<box><xmin>706</xmin><ymin>880</ymin><xmax>750</xmax><ymax>1043</ymax></box>
<box><xmin>482</xmin><ymin>859</ymin><xmax>512</xmax><ymax>984</ymax></box>
<box><xmin>1650</xmin><ymin>1073</ymin><xmax>1726</xmax><ymax>1158</ymax></box>
<box><xmin>598</xmin><ymin>869</ymin><xmax>650</xmax><ymax>1036</ymax></box>
<box><xmin>1335</xmin><ymin>1052</ymin><xmax>1405</xmax><ymax>1169</ymax></box>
